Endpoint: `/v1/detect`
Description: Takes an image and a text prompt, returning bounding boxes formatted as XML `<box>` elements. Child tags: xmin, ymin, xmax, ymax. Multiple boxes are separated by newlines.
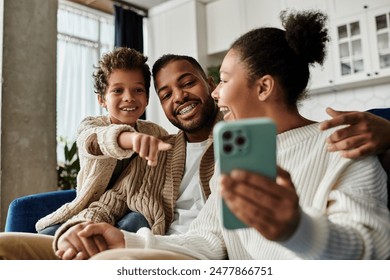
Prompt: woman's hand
<box><xmin>220</xmin><ymin>167</ymin><xmax>300</xmax><ymax>241</ymax></box>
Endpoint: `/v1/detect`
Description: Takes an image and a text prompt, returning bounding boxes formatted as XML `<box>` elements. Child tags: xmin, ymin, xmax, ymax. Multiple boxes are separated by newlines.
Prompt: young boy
<box><xmin>36</xmin><ymin>47</ymin><xmax>171</xmax><ymax>235</ymax></box>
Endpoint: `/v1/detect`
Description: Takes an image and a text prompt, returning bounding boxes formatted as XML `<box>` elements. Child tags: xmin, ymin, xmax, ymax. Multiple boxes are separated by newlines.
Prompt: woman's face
<box><xmin>212</xmin><ymin>49</ymin><xmax>263</xmax><ymax>121</ymax></box>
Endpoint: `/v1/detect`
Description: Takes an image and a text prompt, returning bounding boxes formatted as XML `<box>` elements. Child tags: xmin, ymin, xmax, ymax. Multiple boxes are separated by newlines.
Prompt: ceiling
<box><xmin>67</xmin><ymin>0</ymin><xmax>169</xmax><ymax>14</ymax></box>
<box><xmin>68</xmin><ymin>0</ymin><xmax>214</xmax><ymax>15</ymax></box>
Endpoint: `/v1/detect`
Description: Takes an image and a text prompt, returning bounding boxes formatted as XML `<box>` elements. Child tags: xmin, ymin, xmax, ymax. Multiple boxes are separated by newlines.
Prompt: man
<box><xmin>0</xmin><ymin>54</ymin><xmax>222</xmax><ymax>260</ymax></box>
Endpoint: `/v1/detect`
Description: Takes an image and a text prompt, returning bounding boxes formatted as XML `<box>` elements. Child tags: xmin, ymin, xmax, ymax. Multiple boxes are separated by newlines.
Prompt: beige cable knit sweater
<box><xmin>37</xmin><ymin>113</ymin><xmax>223</xmax><ymax>247</ymax></box>
<box><xmin>36</xmin><ymin>115</ymin><xmax>168</xmax><ymax>231</ymax></box>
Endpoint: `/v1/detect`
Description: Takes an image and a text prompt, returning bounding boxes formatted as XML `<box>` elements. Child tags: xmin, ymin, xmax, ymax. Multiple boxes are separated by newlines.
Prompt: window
<box><xmin>57</xmin><ymin>0</ymin><xmax>114</xmax><ymax>162</ymax></box>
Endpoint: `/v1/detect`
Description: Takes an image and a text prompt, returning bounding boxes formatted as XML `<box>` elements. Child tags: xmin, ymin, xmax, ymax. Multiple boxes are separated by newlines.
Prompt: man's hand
<box><xmin>118</xmin><ymin>132</ymin><xmax>172</xmax><ymax>166</ymax></box>
<box><xmin>320</xmin><ymin>107</ymin><xmax>390</xmax><ymax>159</ymax></box>
<box><xmin>56</xmin><ymin>222</ymin><xmax>103</xmax><ymax>260</ymax></box>
<box><xmin>77</xmin><ymin>222</ymin><xmax>125</xmax><ymax>249</ymax></box>
<box><xmin>56</xmin><ymin>222</ymin><xmax>124</xmax><ymax>260</ymax></box>
<box><xmin>220</xmin><ymin>167</ymin><xmax>300</xmax><ymax>241</ymax></box>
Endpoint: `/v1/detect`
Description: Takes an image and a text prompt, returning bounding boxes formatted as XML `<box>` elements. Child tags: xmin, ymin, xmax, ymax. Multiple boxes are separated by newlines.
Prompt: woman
<box><xmin>57</xmin><ymin>10</ymin><xmax>390</xmax><ymax>260</ymax></box>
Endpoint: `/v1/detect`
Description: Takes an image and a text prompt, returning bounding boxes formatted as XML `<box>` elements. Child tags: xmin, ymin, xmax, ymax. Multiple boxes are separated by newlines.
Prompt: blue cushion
<box><xmin>5</xmin><ymin>189</ymin><xmax>76</xmax><ymax>233</ymax></box>
<box><xmin>368</xmin><ymin>108</ymin><xmax>390</xmax><ymax>121</ymax></box>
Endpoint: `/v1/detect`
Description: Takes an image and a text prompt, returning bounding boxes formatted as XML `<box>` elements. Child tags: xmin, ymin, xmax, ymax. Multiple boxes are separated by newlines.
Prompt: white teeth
<box><xmin>122</xmin><ymin>107</ymin><xmax>136</xmax><ymax>111</ymax></box>
<box><xmin>178</xmin><ymin>104</ymin><xmax>196</xmax><ymax>115</ymax></box>
<box><xmin>219</xmin><ymin>107</ymin><xmax>229</xmax><ymax>112</ymax></box>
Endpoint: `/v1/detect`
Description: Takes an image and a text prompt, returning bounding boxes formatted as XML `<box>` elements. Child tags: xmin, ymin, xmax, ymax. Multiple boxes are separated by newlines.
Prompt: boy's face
<box><xmin>154</xmin><ymin>60</ymin><xmax>217</xmax><ymax>139</ymax></box>
<box><xmin>99</xmin><ymin>69</ymin><xmax>148</xmax><ymax>126</ymax></box>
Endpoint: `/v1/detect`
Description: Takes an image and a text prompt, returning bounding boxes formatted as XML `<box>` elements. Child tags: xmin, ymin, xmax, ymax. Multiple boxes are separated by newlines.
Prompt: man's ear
<box><xmin>256</xmin><ymin>75</ymin><xmax>274</xmax><ymax>101</ymax></box>
<box><xmin>207</xmin><ymin>76</ymin><xmax>217</xmax><ymax>92</ymax></box>
<box><xmin>97</xmin><ymin>95</ymin><xmax>106</xmax><ymax>108</ymax></box>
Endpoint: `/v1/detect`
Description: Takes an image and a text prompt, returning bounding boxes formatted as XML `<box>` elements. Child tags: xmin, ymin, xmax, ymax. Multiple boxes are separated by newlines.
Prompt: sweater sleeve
<box><xmin>282</xmin><ymin>156</ymin><xmax>390</xmax><ymax>259</ymax></box>
<box><xmin>77</xmin><ymin>116</ymin><xmax>136</xmax><ymax>160</ymax></box>
<box><xmin>122</xmin><ymin>175</ymin><xmax>228</xmax><ymax>260</ymax></box>
<box><xmin>52</xmin><ymin>190</ymin><xmax>130</xmax><ymax>251</ymax></box>
<box><xmin>77</xmin><ymin>117</ymin><xmax>169</xmax><ymax>160</ymax></box>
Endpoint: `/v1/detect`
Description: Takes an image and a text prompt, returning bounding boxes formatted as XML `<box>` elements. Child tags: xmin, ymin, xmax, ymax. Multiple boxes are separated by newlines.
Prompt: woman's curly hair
<box><xmin>231</xmin><ymin>10</ymin><xmax>329</xmax><ymax>107</ymax></box>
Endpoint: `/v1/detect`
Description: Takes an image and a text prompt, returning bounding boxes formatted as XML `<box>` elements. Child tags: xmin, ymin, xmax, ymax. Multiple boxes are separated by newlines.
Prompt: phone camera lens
<box><xmin>222</xmin><ymin>131</ymin><xmax>232</xmax><ymax>140</ymax></box>
<box><xmin>235</xmin><ymin>136</ymin><xmax>246</xmax><ymax>146</ymax></box>
<box><xmin>223</xmin><ymin>144</ymin><xmax>233</xmax><ymax>153</ymax></box>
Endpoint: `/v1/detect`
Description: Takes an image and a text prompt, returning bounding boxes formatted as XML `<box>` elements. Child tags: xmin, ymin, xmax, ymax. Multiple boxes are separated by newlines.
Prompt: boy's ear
<box><xmin>97</xmin><ymin>95</ymin><xmax>106</xmax><ymax>108</ymax></box>
<box><xmin>256</xmin><ymin>75</ymin><xmax>274</xmax><ymax>101</ymax></box>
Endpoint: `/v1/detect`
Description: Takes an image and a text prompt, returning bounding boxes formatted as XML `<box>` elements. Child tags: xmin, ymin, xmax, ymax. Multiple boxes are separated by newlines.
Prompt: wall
<box><xmin>0</xmin><ymin>0</ymin><xmax>58</xmax><ymax>231</ymax></box>
<box><xmin>300</xmin><ymin>84</ymin><xmax>390</xmax><ymax>122</ymax></box>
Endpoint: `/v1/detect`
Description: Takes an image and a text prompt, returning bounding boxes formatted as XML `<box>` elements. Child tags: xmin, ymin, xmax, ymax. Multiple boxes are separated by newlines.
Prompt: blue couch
<box><xmin>5</xmin><ymin>108</ymin><xmax>390</xmax><ymax>233</ymax></box>
<box><xmin>4</xmin><ymin>189</ymin><xmax>76</xmax><ymax>233</ymax></box>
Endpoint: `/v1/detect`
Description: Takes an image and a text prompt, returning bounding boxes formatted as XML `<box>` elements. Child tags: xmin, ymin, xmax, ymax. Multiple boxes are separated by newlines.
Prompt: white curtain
<box><xmin>56</xmin><ymin>2</ymin><xmax>114</xmax><ymax>162</ymax></box>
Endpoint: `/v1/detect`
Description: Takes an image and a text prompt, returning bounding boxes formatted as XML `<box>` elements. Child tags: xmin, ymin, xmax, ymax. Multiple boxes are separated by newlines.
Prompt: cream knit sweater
<box><xmin>122</xmin><ymin>123</ymin><xmax>390</xmax><ymax>260</ymax></box>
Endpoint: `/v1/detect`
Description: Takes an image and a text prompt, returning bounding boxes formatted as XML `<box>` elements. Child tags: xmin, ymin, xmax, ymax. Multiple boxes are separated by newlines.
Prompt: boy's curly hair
<box><xmin>93</xmin><ymin>47</ymin><xmax>151</xmax><ymax>99</ymax></box>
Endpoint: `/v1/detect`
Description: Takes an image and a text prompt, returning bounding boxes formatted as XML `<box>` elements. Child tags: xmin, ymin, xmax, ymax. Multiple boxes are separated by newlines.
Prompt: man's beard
<box><xmin>170</xmin><ymin>98</ymin><xmax>217</xmax><ymax>133</ymax></box>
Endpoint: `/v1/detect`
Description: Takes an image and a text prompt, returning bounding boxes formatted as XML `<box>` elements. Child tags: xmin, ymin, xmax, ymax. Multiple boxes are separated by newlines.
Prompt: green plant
<box><xmin>57</xmin><ymin>138</ymin><xmax>80</xmax><ymax>190</ymax></box>
<box><xmin>207</xmin><ymin>65</ymin><xmax>221</xmax><ymax>84</ymax></box>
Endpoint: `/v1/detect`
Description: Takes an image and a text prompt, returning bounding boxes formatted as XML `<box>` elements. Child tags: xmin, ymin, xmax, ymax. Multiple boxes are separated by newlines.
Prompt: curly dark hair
<box><xmin>93</xmin><ymin>47</ymin><xmax>151</xmax><ymax>99</ymax></box>
<box><xmin>152</xmin><ymin>54</ymin><xmax>208</xmax><ymax>90</ymax></box>
<box><xmin>230</xmin><ymin>10</ymin><xmax>329</xmax><ymax>107</ymax></box>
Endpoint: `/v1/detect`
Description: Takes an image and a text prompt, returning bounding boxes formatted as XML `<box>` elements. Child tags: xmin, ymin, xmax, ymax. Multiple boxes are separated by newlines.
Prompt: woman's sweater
<box><xmin>122</xmin><ymin>123</ymin><xmax>390</xmax><ymax>259</ymax></box>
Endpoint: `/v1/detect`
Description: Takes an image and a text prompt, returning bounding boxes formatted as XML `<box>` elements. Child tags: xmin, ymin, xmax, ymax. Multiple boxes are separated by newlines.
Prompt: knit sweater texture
<box><xmin>44</xmin><ymin>113</ymin><xmax>222</xmax><ymax>249</ymax></box>
<box><xmin>36</xmin><ymin>116</ymin><xmax>169</xmax><ymax>232</ymax></box>
<box><xmin>122</xmin><ymin>123</ymin><xmax>390</xmax><ymax>259</ymax></box>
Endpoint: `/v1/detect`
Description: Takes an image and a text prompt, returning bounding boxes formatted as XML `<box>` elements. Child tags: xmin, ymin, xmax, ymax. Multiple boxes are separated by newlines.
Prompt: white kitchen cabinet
<box><xmin>367</xmin><ymin>7</ymin><xmax>390</xmax><ymax>78</ymax></box>
<box><xmin>308</xmin><ymin>44</ymin><xmax>336</xmax><ymax>93</ymax></box>
<box><xmin>206</xmin><ymin>0</ymin><xmax>283</xmax><ymax>55</ymax></box>
<box><xmin>148</xmin><ymin>0</ymin><xmax>199</xmax><ymax>60</ymax></box>
<box><xmin>332</xmin><ymin>13</ymin><xmax>372</xmax><ymax>84</ymax></box>
<box><xmin>331</xmin><ymin>0</ymin><xmax>389</xmax><ymax>19</ymax></box>
<box><xmin>331</xmin><ymin>5</ymin><xmax>390</xmax><ymax>88</ymax></box>
<box><xmin>206</xmin><ymin>0</ymin><xmax>245</xmax><ymax>54</ymax></box>
<box><xmin>245</xmin><ymin>0</ymin><xmax>282</xmax><ymax>30</ymax></box>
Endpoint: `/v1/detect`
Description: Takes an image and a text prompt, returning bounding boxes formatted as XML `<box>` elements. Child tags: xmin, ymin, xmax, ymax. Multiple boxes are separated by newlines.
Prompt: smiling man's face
<box><xmin>154</xmin><ymin>59</ymin><xmax>217</xmax><ymax>140</ymax></box>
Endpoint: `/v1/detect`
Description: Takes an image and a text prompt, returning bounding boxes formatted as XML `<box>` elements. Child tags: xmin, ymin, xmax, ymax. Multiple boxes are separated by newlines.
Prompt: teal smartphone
<box><xmin>213</xmin><ymin>118</ymin><xmax>277</xmax><ymax>229</ymax></box>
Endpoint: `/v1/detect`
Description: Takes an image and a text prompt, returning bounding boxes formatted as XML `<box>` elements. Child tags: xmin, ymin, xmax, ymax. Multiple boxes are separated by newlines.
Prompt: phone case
<box><xmin>213</xmin><ymin>118</ymin><xmax>277</xmax><ymax>229</ymax></box>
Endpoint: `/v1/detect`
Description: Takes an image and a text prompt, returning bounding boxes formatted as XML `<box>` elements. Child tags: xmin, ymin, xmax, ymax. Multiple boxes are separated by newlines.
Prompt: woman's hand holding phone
<box><xmin>214</xmin><ymin>118</ymin><xmax>300</xmax><ymax>240</ymax></box>
<box><xmin>219</xmin><ymin>167</ymin><xmax>300</xmax><ymax>242</ymax></box>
